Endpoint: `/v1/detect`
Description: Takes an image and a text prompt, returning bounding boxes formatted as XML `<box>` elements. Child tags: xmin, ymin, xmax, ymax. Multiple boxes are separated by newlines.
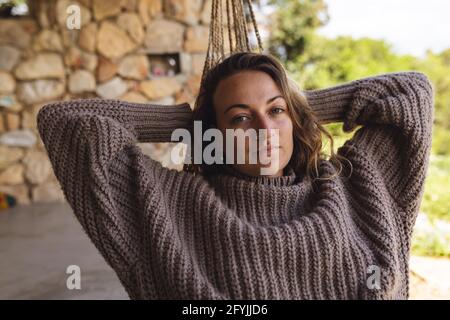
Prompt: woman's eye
<box><xmin>232</xmin><ymin>115</ymin><xmax>250</xmax><ymax>124</ymax></box>
<box><xmin>271</xmin><ymin>107</ymin><xmax>285</xmax><ymax>114</ymax></box>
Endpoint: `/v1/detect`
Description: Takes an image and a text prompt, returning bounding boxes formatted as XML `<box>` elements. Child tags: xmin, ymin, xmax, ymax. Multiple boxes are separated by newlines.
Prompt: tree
<box><xmin>267</xmin><ymin>0</ymin><xmax>329</xmax><ymax>62</ymax></box>
<box><xmin>290</xmin><ymin>36</ymin><xmax>418</xmax><ymax>89</ymax></box>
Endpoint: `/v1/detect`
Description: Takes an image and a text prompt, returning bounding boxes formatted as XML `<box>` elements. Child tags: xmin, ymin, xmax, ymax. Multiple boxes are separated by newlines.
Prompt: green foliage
<box><xmin>422</xmin><ymin>156</ymin><xmax>450</xmax><ymax>222</ymax></box>
<box><xmin>268</xmin><ymin>0</ymin><xmax>329</xmax><ymax>61</ymax></box>
<box><xmin>412</xmin><ymin>224</ymin><xmax>450</xmax><ymax>257</ymax></box>
<box><xmin>432</xmin><ymin>126</ymin><xmax>450</xmax><ymax>156</ymax></box>
<box><xmin>287</xmin><ymin>36</ymin><xmax>418</xmax><ymax>89</ymax></box>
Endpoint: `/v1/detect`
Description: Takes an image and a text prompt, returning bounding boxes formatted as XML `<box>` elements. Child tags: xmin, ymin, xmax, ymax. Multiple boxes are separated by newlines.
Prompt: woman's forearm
<box><xmin>303</xmin><ymin>79</ymin><xmax>359</xmax><ymax>124</ymax></box>
<box><xmin>37</xmin><ymin>98</ymin><xmax>193</xmax><ymax>144</ymax></box>
<box><xmin>303</xmin><ymin>71</ymin><xmax>434</xmax><ymax>133</ymax></box>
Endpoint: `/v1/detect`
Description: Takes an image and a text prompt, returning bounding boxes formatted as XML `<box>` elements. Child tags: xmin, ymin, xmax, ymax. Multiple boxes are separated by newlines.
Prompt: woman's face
<box><xmin>213</xmin><ymin>70</ymin><xmax>294</xmax><ymax>177</ymax></box>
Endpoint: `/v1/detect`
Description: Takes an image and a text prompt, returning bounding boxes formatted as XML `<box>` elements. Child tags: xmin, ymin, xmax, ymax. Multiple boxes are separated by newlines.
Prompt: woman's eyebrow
<box><xmin>224</xmin><ymin>104</ymin><xmax>249</xmax><ymax>114</ymax></box>
<box><xmin>224</xmin><ymin>95</ymin><xmax>285</xmax><ymax>114</ymax></box>
<box><xmin>267</xmin><ymin>95</ymin><xmax>285</xmax><ymax>104</ymax></box>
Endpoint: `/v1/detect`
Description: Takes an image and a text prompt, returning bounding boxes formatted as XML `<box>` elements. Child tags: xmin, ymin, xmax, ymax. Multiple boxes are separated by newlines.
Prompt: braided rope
<box><xmin>200</xmin><ymin>0</ymin><xmax>264</xmax><ymax>87</ymax></box>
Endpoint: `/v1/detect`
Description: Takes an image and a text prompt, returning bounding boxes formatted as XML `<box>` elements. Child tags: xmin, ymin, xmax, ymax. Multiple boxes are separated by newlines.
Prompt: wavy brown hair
<box><xmin>184</xmin><ymin>52</ymin><xmax>350</xmax><ymax>182</ymax></box>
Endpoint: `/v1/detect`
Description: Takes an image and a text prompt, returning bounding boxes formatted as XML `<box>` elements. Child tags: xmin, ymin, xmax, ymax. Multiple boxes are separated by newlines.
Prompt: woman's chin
<box><xmin>259</xmin><ymin>165</ymin><xmax>282</xmax><ymax>177</ymax></box>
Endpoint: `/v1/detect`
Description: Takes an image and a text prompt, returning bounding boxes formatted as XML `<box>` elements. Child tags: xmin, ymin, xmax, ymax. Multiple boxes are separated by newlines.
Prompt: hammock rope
<box><xmin>200</xmin><ymin>0</ymin><xmax>264</xmax><ymax>87</ymax></box>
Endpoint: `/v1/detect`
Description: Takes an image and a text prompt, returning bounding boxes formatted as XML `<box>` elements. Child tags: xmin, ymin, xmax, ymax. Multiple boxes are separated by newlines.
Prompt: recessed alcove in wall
<box><xmin>147</xmin><ymin>53</ymin><xmax>181</xmax><ymax>78</ymax></box>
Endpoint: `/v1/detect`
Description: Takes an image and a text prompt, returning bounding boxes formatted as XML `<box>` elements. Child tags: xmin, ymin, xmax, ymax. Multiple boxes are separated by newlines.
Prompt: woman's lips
<box><xmin>250</xmin><ymin>145</ymin><xmax>280</xmax><ymax>156</ymax></box>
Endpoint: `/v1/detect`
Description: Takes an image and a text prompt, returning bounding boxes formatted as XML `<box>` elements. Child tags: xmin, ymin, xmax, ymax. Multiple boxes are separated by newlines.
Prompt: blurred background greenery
<box><xmin>266</xmin><ymin>0</ymin><xmax>450</xmax><ymax>257</ymax></box>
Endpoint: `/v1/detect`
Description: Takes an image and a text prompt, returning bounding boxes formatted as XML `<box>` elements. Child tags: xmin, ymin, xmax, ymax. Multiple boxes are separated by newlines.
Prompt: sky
<box><xmin>317</xmin><ymin>0</ymin><xmax>450</xmax><ymax>58</ymax></box>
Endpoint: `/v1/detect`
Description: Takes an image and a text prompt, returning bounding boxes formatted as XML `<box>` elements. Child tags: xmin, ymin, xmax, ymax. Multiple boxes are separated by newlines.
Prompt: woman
<box><xmin>37</xmin><ymin>52</ymin><xmax>434</xmax><ymax>299</ymax></box>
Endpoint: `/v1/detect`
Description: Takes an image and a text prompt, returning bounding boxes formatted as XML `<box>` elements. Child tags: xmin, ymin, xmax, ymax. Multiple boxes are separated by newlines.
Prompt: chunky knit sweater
<box><xmin>37</xmin><ymin>71</ymin><xmax>434</xmax><ymax>300</ymax></box>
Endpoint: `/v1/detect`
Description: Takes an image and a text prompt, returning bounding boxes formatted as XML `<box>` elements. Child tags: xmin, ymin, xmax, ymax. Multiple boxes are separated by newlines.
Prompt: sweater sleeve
<box><xmin>303</xmin><ymin>72</ymin><xmax>434</xmax><ymax>235</ymax></box>
<box><xmin>37</xmin><ymin>98</ymin><xmax>193</xmax><ymax>277</ymax></box>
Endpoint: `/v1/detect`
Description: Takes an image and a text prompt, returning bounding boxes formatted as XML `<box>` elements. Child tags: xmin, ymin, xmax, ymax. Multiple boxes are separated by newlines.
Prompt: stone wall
<box><xmin>0</xmin><ymin>0</ymin><xmax>215</xmax><ymax>205</ymax></box>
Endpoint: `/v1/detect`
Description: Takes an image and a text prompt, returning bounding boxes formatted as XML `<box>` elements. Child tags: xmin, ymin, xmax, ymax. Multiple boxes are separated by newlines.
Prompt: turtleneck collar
<box><xmin>217</xmin><ymin>164</ymin><xmax>299</xmax><ymax>187</ymax></box>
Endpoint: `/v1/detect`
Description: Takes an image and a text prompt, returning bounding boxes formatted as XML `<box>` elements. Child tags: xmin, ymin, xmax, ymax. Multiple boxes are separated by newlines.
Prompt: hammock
<box><xmin>201</xmin><ymin>0</ymin><xmax>265</xmax><ymax>87</ymax></box>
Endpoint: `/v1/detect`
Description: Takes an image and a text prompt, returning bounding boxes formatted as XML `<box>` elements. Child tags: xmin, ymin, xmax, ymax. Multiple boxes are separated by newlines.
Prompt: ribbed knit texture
<box><xmin>37</xmin><ymin>71</ymin><xmax>434</xmax><ymax>300</ymax></box>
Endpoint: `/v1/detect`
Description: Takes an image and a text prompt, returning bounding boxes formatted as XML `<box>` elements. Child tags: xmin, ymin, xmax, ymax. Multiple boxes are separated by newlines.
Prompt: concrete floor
<box><xmin>0</xmin><ymin>201</ymin><xmax>128</xmax><ymax>300</ymax></box>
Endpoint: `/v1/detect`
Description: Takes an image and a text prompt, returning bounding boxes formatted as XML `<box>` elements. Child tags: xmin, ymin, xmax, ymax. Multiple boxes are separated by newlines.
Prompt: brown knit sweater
<box><xmin>37</xmin><ymin>71</ymin><xmax>434</xmax><ymax>300</ymax></box>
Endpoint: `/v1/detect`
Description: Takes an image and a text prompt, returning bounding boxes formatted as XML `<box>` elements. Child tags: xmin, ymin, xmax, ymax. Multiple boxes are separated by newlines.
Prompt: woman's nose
<box><xmin>253</xmin><ymin>116</ymin><xmax>278</xmax><ymax>145</ymax></box>
<box><xmin>254</xmin><ymin>115</ymin><xmax>273</xmax><ymax>130</ymax></box>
